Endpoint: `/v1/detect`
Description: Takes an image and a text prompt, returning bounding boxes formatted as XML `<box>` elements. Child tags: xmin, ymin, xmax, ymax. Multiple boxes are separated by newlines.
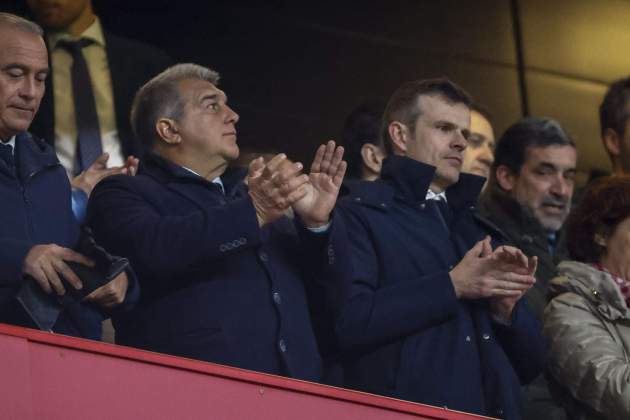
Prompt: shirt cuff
<box><xmin>71</xmin><ymin>188</ymin><xmax>89</xmax><ymax>225</ymax></box>
<box><xmin>306</xmin><ymin>221</ymin><xmax>331</xmax><ymax>233</ymax></box>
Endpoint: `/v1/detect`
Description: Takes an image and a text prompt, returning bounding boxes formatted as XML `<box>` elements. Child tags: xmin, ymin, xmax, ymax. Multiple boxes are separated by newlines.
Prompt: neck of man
<box><xmin>64</xmin><ymin>7</ymin><xmax>97</xmax><ymax>37</ymax></box>
<box><xmin>158</xmin><ymin>146</ymin><xmax>228</xmax><ymax>181</ymax></box>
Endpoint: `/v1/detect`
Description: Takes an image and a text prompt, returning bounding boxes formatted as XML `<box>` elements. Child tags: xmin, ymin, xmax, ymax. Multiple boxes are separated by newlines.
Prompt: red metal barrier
<box><xmin>0</xmin><ymin>323</ymin><xmax>495</xmax><ymax>420</ymax></box>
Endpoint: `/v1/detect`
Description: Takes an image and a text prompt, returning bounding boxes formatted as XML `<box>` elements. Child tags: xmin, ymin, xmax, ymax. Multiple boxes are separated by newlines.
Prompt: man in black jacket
<box><xmin>27</xmin><ymin>0</ymin><xmax>172</xmax><ymax>180</ymax></box>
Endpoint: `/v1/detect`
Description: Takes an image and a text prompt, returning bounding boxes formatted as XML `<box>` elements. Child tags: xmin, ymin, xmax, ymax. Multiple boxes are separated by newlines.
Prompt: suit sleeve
<box><xmin>543</xmin><ymin>293</ymin><xmax>630</xmax><ymax>418</ymax></box>
<box><xmin>87</xmin><ymin>176</ymin><xmax>262</xmax><ymax>288</ymax></box>
<box><xmin>334</xmin><ymin>204</ymin><xmax>460</xmax><ymax>353</ymax></box>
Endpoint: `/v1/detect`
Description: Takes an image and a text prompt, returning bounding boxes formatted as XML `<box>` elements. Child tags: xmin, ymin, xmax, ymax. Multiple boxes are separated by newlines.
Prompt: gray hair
<box><xmin>131</xmin><ymin>63</ymin><xmax>220</xmax><ymax>149</ymax></box>
<box><xmin>0</xmin><ymin>12</ymin><xmax>44</xmax><ymax>36</ymax></box>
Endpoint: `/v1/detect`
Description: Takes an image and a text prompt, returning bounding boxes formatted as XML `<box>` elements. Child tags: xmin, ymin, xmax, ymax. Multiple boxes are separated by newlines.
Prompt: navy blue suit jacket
<box><xmin>336</xmin><ymin>156</ymin><xmax>545</xmax><ymax>420</ymax></box>
<box><xmin>87</xmin><ymin>153</ymin><xmax>352</xmax><ymax>381</ymax></box>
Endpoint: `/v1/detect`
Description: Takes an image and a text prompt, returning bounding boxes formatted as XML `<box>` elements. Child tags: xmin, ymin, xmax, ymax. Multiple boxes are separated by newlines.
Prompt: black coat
<box><xmin>335</xmin><ymin>156</ymin><xmax>545</xmax><ymax>420</ymax></box>
<box><xmin>87</xmin><ymin>153</ymin><xmax>353</xmax><ymax>381</ymax></box>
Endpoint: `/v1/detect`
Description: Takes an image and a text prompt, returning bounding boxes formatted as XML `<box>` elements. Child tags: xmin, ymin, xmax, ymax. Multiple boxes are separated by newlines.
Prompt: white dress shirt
<box><xmin>48</xmin><ymin>17</ymin><xmax>124</xmax><ymax>175</ymax></box>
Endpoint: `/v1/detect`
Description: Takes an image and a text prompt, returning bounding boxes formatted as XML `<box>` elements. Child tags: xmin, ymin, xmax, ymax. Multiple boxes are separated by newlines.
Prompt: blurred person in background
<box><xmin>461</xmin><ymin>103</ymin><xmax>495</xmax><ymax>185</ymax></box>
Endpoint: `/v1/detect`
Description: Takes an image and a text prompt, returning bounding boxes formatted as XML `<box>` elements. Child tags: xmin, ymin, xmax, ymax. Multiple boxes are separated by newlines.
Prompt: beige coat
<box><xmin>543</xmin><ymin>261</ymin><xmax>630</xmax><ymax>420</ymax></box>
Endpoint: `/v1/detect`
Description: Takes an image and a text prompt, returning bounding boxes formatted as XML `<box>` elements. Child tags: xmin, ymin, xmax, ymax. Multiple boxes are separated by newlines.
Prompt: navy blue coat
<box><xmin>87</xmin><ymin>153</ymin><xmax>352</xmax><ymax>381</ymax></box>
<box><xmin>336</xmin><ymin>156</ymin><xmax>545</xmax><ymax>420</ymax></box>
<box><xmin>0</xmin><ymin>132</ymin><xmax>116</xmax><ymax>338</ymax></box>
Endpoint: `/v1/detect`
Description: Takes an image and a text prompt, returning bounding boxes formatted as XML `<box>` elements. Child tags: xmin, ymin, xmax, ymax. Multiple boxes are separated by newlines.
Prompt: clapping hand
<box><xmin>247</xmin><ymin>154</ymin><xmax>310</xmax><ymax>227</ymax></box>
<box><xmin>71</xmin><ymin>153</ymin><xmax>140</xmax><ymax>196</ymax></box>
<box><xmin>292</xmin><ymin>140</ymin><xmax>347</xmax><ymax>227</ymax></box>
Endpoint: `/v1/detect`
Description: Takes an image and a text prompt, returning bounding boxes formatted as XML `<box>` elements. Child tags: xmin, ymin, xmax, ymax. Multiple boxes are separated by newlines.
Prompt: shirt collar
<box><xmin>48</xmin><ymin>16</ymin><xmax>106</xmax><ymax>50</ymax></box>
<box><xmin>182</xmin><ymin>165</ymin><xmax>224</xmax><ymax>192</ymax></box>
<box><xmin>425</xmin><ymin>189</ymin><xmax>447</xmax><ymax>202</ymax></box>
<box><xmin>1</xmin><ymin>136</ymin><xmax>16</xmax><ymax>153</ymax></box>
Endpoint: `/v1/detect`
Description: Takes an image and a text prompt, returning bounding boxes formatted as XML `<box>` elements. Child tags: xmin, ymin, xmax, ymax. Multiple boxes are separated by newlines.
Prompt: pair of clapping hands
<box><xmin>247</xmin><ymin>140</ymin><xmax>347</xmax><ymax>229</ymax></box>
<box><xmin>450</xmin><ymin>236</ymin><xmax>538</xmax><ymax>322</ymax></box>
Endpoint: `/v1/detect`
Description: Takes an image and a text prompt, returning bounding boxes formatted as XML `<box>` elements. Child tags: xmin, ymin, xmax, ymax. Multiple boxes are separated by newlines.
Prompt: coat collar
<box><xmin>141</xmin><ymin>153</ymin><xmax>246</xmax><ymax>195</ymax></box>
<box><xmin>551</xmin><ymin>261</ymin><xmax>630</xmax><ymax>320</ymax></box>
<box><xmin>7</xmin><ymin>131</ymin><xmax>60</xmax><ymax>180</ymax></box>
<box><xmin>479</xmin><ymin>182</ymin><xmax>545</xmax><ymax>233</ymax></box>
<box><xmin>380</xmin><ymin>155</ymin><xmax>485</xmax><ymax>210</ymax></box>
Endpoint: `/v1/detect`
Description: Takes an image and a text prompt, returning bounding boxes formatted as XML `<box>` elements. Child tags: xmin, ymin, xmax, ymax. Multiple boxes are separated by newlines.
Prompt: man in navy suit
<box><xmin>336</xmin><ymin>78</ymin><xmax>545</xmax><ymax>419</ymax></box>
<box><xmin>0</xmin><ymin>12</ymin><xmax>136</xmax><ymax>339</ymax></box>
<box><xmin>87</xmin><ymin>63</ymin><xmax>351</xmax><ymax>380</ymax></box>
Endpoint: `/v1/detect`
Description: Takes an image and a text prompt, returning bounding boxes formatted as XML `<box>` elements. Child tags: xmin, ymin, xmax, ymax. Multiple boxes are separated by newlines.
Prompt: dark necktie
<box><xmin>427</xmin><ymin>198</ymin><xmax>451</xmax><ymax>232</ymax></box>
<box><xmin>57</xmin><ymin>39</ymin><xmax>103</xmax><ymax>175</ymax></box>
<box><xmin>0</xmin><ymin>142</ymin><xmax>15</xmax><ymax>171</ymax></box>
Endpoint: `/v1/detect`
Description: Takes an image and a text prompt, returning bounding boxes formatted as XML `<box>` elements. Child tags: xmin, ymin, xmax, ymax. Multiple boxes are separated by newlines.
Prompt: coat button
<box><xmin>465</xmin><ymin>335</ymin><xmax>471</xmax><ymax>342</ymax></box>
<box><xmin>482</xmin><ymin>333</ymin><xmax>490</xmax><ymax>340</ymax></box>
<box><xmin>279</xmin><ymin>339</ymin><xmax>287</xmax><ymax>353</ymax></box>
<box><xmin>273</xmin><ymin>292</ymin><xmax>281</xmax><ymax>304</ymax></box>
<box><xmin>259</xmin><ymin>250</ymin><xmax>268</xmax><ymax>262</ymax></box>
<box><xmin>419</xmin><ymin>203</ymin><xmax>426</xmax><ymax>210</ymax></box>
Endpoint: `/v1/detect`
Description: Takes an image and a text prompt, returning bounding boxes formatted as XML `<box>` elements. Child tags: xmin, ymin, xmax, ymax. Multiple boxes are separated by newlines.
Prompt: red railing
<box><xmin>0</xmin><ymin>323</ymin><xmax>495</xmax><ymax>420</ymax></box>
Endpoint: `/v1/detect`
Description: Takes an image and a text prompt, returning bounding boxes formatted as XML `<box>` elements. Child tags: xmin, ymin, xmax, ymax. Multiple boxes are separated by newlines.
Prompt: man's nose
<box><xmin>18</xmin><ymin>77</ymin><xmax>38</xmax><ymax>100</ymax></box>
<box><xmin>478</xmin><ymin>145</ymin><xmax>494</xmax><ymax>166</ymax></box>
<box><xmin>225</xmin><ymin>104</ymin><xmax>239</xmax><ymax>124</ymax></box>
<box><xmin>453</xmin><ymin>131</ymin><xmax>467</xmax><ymax>151</ymax></box>
<box><xmin>550</xmin><ymin>175</ymin><xmax>571</xmax><ymax>199</ymax></box>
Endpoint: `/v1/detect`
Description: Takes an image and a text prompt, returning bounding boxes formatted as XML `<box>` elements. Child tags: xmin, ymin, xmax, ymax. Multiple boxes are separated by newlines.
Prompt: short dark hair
<box><xmin>493</xmin><ymin>117</ymin><xmax>575</xmax><ymax>174</ymax></box>
<box><xmin>566</xmin><ymin>175</ymin><xmax>630</xmax><ymax>263</ymax></box>
<box><xmin>341</xmin><ymin>102</ymin><xmax>385</xmax><ymax>179</ymax></box>
<box><xmin>382</xmin><ymin>78</ymin><xmax>472</xmax><ymax>155</ymax></box>
<box><xmin>131</xmin><ymin>63</ymin><xmax>220</xmax><ymax>150</ymax></box>
<box><xmin>599</xmin><ymin>76</ymin><xmax>630</xmax><ymax>138</ymax></box>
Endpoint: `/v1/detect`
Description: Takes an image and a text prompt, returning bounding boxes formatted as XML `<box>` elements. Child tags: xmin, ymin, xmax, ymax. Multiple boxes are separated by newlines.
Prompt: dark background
<box><xmin>6</xmin><ymin>0</ymin><xmax>630</xmax><ymax>178</ymax></box>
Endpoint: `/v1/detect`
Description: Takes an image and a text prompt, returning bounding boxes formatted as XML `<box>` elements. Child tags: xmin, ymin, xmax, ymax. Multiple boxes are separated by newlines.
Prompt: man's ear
<box><xmin>495</xmin><ymin>164</ymin><xmax>517</xmax><ymax>191</ymax></box>
<box><xmin>388</xmin><ymin>121</ymin><xmax>408</xmax><ymax>155</ymax></box>
<box><xmin>603</xmin><ymin>128</ymin><xmax>621</xmax><ymax>157</ymax></box>
<box><xmin>361</xmin><ymin>143</ymin><xmax>385</xmax><ymax>175</ymax></box>
<box><xmin>156</xmin><ymin>118</ymin><xmax>181</xmax><ymax>145</ymax></box>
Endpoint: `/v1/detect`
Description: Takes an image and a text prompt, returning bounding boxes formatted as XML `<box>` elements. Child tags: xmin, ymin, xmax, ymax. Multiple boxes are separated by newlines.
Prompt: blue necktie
<box><xmin>58</xmin><ymin>39</ymin><xmax>103</xmax><ymax>175</ymax></box>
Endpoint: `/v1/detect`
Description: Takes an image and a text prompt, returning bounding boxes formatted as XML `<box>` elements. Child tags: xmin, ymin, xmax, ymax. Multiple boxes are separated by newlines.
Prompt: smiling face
<box><xmin>404</xmin><ymin>94</ymin><xmax>470</xmax><ymax>191</ymax></box>
<box><xmin>0</xmin><ymin>26</ymin><xmax>48</xmax><ymax>140</ymax></box>
<box><xmin>505</xmin><ymin>144</ymin><xmax>577</xmax><ymax>232</ymax></box>
<box><xmin>174</xmin><ymin>78</ymin><xmax>240</xmax><ymax>166</ymax></box>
